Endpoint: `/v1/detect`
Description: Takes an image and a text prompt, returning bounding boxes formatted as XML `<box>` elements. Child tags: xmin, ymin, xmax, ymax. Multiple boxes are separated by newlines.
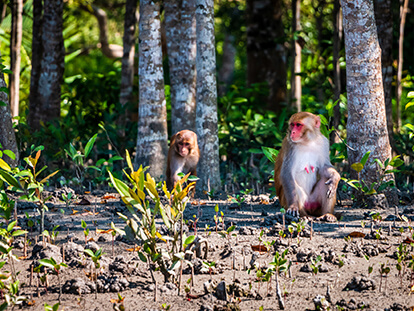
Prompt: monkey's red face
<box><xmin>289</xmin><ymin>122</ymin><xmax>304</xmax><ymax>142</ymax></box>
<box><xmin>177</xmin><ymin>140</ymin><xmax>191</xmax><ymax>157</ymax></box>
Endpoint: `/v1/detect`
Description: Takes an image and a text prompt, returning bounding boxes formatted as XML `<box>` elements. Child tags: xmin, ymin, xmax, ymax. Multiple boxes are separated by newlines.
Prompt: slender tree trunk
<box><xmin>374</xmin><ymin>0</ymin><xmax>394</xmax><ymax>151</ymax></box>
<box><xmin>0</xmin><ymin>0</ymin><xmax>6</xmax><ymax>23</ymax></box>
<box><xmin>218</xmin><ymin>34</ymin><xmax>236</xmax><ymax>96</ymax></box>
<box><xmin>0</xmin><ymin>53</ymin><xmax>20</xmax><ymax>167</ymax></box>
<box><xmin>246</xmin><ymin>0</ymin><xmax>287</xmax><ymax>112</ymax></box>
<box><xmin>330</xmin><ymin>0</ymin><xmax>343</xmax><ymax>145</ymax></box>
<box><xmin>28</xmin><ymin>0</ymin><xmax>43</xmax><ymax>125</ymax></box>
<box><xmin>165</xmin><ymin>0</ymin><xmax>197</xmax><ymax>134</ymax></box>
<box><xmin>10</xmin><ymin>0</ymin><xmax>23</xmax><ymax>118</ymax></box>
<box><xmin>291</xmin><ymin>0</ymin><xmax>302</xmax><ymax>112</ymax></box>
<box><xmin>28</xmin><ymin>0</ymin><xmax>65</xmax><ymax>131</ymax></box>
<box><xmin>119</xmin><ymin>0</ymin><xmax>137</xmax><ymax>133</ymax></box>
<box><xmin>195</xmin><ymin>0</ymin><xmax>220</xmax><ymax>192</ymax></box>
<box><xmin>134</xmin><ymin>0</ymin><xmax>168</xmax><ymax>180</ymax></box>
<box><xmin>396</xmin><ymin>0</ymin><xmax>409</xmax><ymax>132</ymax></box>
<box><xmin>341</xmin><ymin>0</ymin><xmax>393</xmax><ymax>184</ymax></box>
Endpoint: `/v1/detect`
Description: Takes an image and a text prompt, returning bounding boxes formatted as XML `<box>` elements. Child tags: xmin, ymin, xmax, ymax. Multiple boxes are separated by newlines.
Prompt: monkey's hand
<box><xmin>324</xmin><ymin>174</ymin><xmax>339</xmax><ymax>198</ymax></box>
<box><xmin>286</xmin><ymin>204</ymin><xmax>300</xmax><ymax>217</ymax></box>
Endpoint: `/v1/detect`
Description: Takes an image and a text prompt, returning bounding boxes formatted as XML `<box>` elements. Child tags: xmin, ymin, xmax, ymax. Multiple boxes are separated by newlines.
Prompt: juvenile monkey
<box><xmin>166</xmin><ymin>130</ymin><xmax>200</xmax><ymax>191</ymax></box>
<box><xmin>274</xmin><ymin>112</ymin><xmax>340</xmax><ymax>221</ymax></box>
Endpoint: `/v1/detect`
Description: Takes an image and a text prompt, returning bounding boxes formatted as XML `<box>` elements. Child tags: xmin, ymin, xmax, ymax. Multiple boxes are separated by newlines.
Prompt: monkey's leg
<box><xmin>308</xmin><ymin>166</ymin><xmax>340</xmax><ymax>221</ymax></box>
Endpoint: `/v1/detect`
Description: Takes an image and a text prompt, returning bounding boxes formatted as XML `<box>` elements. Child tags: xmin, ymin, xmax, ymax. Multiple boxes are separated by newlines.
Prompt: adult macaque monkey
<box><xmin>274</xmin><ymin>112</ymin><xmax>340</xmax><ymax>221</ymax></box>
<box><xmin>166</xmin><ymin>130</ymin><xmax>200</xmax><ymax>192</ymax></box>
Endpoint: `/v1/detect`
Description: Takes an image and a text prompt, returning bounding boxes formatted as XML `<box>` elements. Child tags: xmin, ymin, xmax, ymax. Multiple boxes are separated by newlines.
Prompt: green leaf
<box><xmin>84</xmin><ymin>134</ymin><xmax>98</xmax><ymax>159</ymax></box>
<box><xmin>11</xmin><ymin>230</ymin><xmax>27</xmax><ymax>237</ymax></box>
<box><xmin>0</xmin><ymin>170</ymin><xmax>21</xmax><ymax>189</ymax></box>
<box><xmin>0</xmin><ymin>158</ymin><xmax>11</xmax><ymax>172</ymax></box>
<box><xmin>84</xmin><ymin>249</ymin><xmax>95</xmax><ymax>257</ymax></box>
<box><xmin>108</xmin><ymin>172</ymin><xmax>130</xmax><ymax>198</ymax></box>
<box><xmin>261</xmin><ymin>147</ymin><xmax>279</xmax><ymax>163</ymax></box>
<box><xmin>81</xmin><ymin>219</ymin><xmax>87</xmax><ymax>229</ymax></box>
<box><xmin>3</xmin><ymin>150</ymin><xmax>16</xmax><ymax>160</ymax></box>
<box><xmin>351</xmin><ymin>163</ymin><xmax>364</xmax><ymax>173</ymax></box>
<box><xmin>138</xmin><ymin>251</ymin><xmax>147</xmax><ymax>262</ymax></box>
<box><xmin>407</xmin><ymin>91</ymin><xmax>414</xmax><ymax>98</ymax></box>
<box><xmin>360</xmin><ymin>151</ymin><xmax>371</xmax><ymax>166</ymax></box>
<box><xmin>232</xmin><ymin>97</ymin><xmax>248</xmax><ymax>104</ymax></box>
<box><xmin>7</xmin><ymin>221</ymin><xmax>17</xmax><ymax>232</ymax></box>
<box><xmin>184</xmin><ymin>235</ymin><xmax>195</xmax><ymax>246</ymax></box>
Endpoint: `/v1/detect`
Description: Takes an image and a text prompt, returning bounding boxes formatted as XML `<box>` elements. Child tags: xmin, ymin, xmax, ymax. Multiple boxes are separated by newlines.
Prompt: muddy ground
<box><xmin>5</xmin><ymin>188</ymin><xmax>414</xmax><ymax>311</ymax></box>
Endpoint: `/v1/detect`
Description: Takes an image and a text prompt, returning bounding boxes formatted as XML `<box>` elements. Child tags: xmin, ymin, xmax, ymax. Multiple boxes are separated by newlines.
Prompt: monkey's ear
<box><xmin>314</xmin><ymin>116</ymin><xmax>321</xmax><ymax>128</ymax></box>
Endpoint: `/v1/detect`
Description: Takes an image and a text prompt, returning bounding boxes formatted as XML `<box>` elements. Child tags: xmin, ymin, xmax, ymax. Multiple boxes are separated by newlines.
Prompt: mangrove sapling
<box><xmin>44</xmin><ymin>302</ymin><xmax>61</xmax><ymax>311</ymax></box>
<box><xmin>379</xmin><ymin>262</ymin><xmax>391</xmax><ymax>292</ymax></box>
<box><xmin>111</xmin><ymin>293</ymin><xmax>125</xmax><ymax>311</ymax></box>
<box><xmin>61</xmin><ymin>192</ymin><xmax>76</xmax><ymax>209</ymax></box>
<box><xmin>17</xmin><ymin>149</ymin><xmax>59</xmax><ymax>235</ymax></box>
<box><xmin>0</xmin><ymin>277</ymin><xmax>26</xmax><ymax>310</ymax></box>
<box><xmin>396</xmin><ymin>243</ymin><xmax>408</xmax><ymax>287</ymax></box>
<box><xmin>310</xmin><ymin>255</ymin><xmax>322</xmax><ymax>282</ymax></box>
<box><xmin>81</xmin><ymin>220</ymin><xmax>89</xmax><ymax>245</ymax></box>
<box><xmin>201</xmin><ymin>261</ymin><xmax>216</xmax><ymax>280</ymax></box>
<box><xmin>0</xmin><ymin>221</ymin><xmax>27</xmax><ymax>282</ymax></box>
<box><xmin>84</xmin><ymin>248</ymin><xmax>103</xmax><ymax>299</ymax></box>
<box><xmin>214</xmin><ymin>204</ymin><xmax>219</xmax><ymax>233</ymax></box>
<box><xmin>269</xmin><ymin>249</ymin><xmax>288</xmax><ymax>310</ymax></box>
<box><xmin>39</xmin><ymin>257</ymin><xmax>68</xmax><ymax>303</ymax></box>
<box><xmin>64</xmin><ymin>133</ymin><xmax>98</xmax><ymax>190</ymax></box>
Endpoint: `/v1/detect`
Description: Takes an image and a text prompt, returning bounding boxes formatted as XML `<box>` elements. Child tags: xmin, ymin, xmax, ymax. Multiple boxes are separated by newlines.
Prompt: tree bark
<box><xmin>165</xmin><ymin>0</ymin><xmax>197</xmax><ymax>134</ymax></box>
<box><xmin>10</xmin><ymin>0</ymin><xmax>23</xmax><ymax>118</ymax></box>
<box><xmin>341</xmin><ymin>0</ymin><xmax>393</xmax><ymax>184</ymax></box>
<box><xmin>134</xmin><ymin>0</ymin><xmax>168</xmax><ymax>180</ymax></box>
<box><xmin>330</xmin><ymin>0</ymin><xmax>342</xmax><ymax>145</ymax></box>
<box><xmin>28</xmin><ymin>0</ymin><xmax>65</xmax><ymax>131</ymax></box>
<box><xmin>195</xmin><ymin>0</ymin><xmax>221</xmax><ymax>192</ymax></box>
<box><xmin>218</xmin><ymin>34</ymin><xmax>236</xmax><ymax>96</ymax></box>
<box><xmin>246</xmin><ymin>0</ymin><xmax>287</xmax><ymax>112</ymax></box>
<box><xmin>374</xmin><ymin>0</ymin><xmax>394</xmax><ymax>150</ymax></box>
<box><xmin>396</xmin><ymin>0</ymin><xmax>408</xmax><ymax>132</ymax></box>
<box><xmin>119</xmin><ymin>0</ymin><xmax>137</xmax><ymax>129</ymax></box>
<box><xmin>0</xmin><ymin>54</ymin><xmax>19</xmax><ymax>167</ymax></box>
<box><xmin>291</xmin><ymin>0</ymin><xmax>302</xmax><ymax>112</ymax></box>
<box><xmin>28</xmin><ymin>0</ymin><xmax>43</xmax><ymax>125</ymax></box>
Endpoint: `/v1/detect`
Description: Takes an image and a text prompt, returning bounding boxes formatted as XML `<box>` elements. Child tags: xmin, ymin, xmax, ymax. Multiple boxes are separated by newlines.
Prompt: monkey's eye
<box><xmin>290</xmin><ymin>122</ymin><xmax>303</xmax><ymax>129</ymax></box>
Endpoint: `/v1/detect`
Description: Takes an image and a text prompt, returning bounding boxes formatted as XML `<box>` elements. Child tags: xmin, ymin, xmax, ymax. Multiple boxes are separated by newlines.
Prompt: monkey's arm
<box><xmin>320</xmin><ymin>165</ymin><xmax>340</xmax><ymax>198</ymax></box>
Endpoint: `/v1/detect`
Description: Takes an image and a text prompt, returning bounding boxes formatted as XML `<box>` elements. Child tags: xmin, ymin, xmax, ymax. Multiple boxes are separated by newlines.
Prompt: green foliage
<box><xmin>109</xmin><ymin>151</ymin><xmax>195</xmax><ymax>282</ymax></box>
<box><xmin>342</xmin><ymin>151</ymin><xmax>404</xmax><ymax>196</ymax></box>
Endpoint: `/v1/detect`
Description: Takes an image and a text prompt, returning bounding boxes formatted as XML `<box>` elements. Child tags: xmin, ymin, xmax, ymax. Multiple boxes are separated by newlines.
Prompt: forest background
<box><xmin>0</xmin><ymin>0</ymin><xmax>413</xmax><ymax>198</ymax></box>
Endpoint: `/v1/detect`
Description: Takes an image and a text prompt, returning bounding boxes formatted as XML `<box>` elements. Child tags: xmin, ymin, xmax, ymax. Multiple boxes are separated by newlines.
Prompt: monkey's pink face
<box><xmin>177</xmin><ymin>141</ymin><xmax>190</xmax><ymax>157</ymax></box>
<box><xmin>289</xmin><ymin>122</ymin><xmax>304</xmax><ymax>142</ymax></box>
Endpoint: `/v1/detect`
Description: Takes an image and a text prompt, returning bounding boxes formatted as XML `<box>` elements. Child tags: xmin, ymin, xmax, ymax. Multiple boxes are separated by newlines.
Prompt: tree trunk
<box><xmin>0</xmin><ymin>53</ymin><xmax>20</xmax><ymax>167</ymax></box>
<box><xmin>28</xmin><ymin>0</ymin><xmax>43</xmax><ymax>125</ymax></box>
<box><xmin>195</xmin><ymin>0</ymin><xmax>221</xmax><ymax>192</ymax></box>
<box><xmin>341</xmin><ymin>0</ymin><xmax>393</xmax><ymax>184</ymax></box>
<box><xmin>246</xmin><ymin>0</ymin><xmax>287</xmax><ymax>112</ymax></box>
<box><xmin>291</xmin><ymin>0</ymin><xmax>302</xmax><ymax>112</ymax></box>
<box><xmin>28</xmin><ymin>0</ymin><xmax>65</xmax><ymax>131</ymax></box>
<box><xmin>10</xmin><ymin>0</ymin><xmax>23</xmax><ymax>118</ymax></box>
<box><xmin>165</xmin><ymin>0</ymin><xmax>197</xmax><ymax>134</ymax></box>
<box><xmin>218</xmin><ymin>34</ymin><xmax>236</xmax><ymax>96</ymax></box>
<box><xmin>330</xmin><ymin>0</ymin><xmax>342</xmax><ymax>145</ymax></box>
<box><xmin>374</xmin><ymin>0</ymin><xmax>394</xmax><ymax>151</ymax></box>
<box><xmin>396</xmin><ymin>0</ymin><xmax>408</xmax><ymax>132</ymax></box>
<box><xmin>119</xmin><ymin>0</ymin><xmax>137</xmax><ymax>135</ymax></box>
<box><xmin>134</xmin><ymin>0</ymin><xmax>168</xmax><ymax>180</ymax></box>
<box><xmin>0</xmin><ymin>0</ymin><xmax>6</xmax><ymax>23</ymax></box>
